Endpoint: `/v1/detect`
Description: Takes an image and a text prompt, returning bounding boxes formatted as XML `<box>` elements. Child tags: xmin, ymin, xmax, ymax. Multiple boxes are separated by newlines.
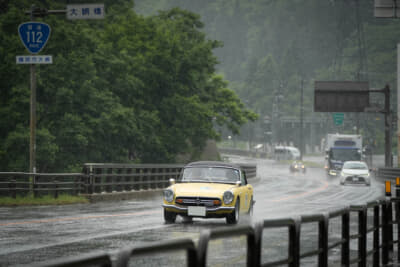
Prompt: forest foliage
<box><xmin>0</xmin><ymin>0</ymin><xmax>257</xmax><ymax>172</ymax></box>
<box><xmin>135</xmin><ymin>0</ymin><xmax>400</xmax><ymax>152</ymax></box>
<box><xmin>2</xmin><ymin>0</ymin><xmax>400</xmax><ymax>172</ymax></box>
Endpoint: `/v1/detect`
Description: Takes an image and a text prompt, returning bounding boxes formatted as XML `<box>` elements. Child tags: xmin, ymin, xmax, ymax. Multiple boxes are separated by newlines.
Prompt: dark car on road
<box><xmin>289</xmin><ymin>160</ymin><xmax>306</xmax><ymax>173</ymax></box>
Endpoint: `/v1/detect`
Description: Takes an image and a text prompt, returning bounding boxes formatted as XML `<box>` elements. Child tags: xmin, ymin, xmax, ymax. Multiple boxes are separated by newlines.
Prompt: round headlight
<box><xmin>223</xmin><ymin>191</ymin><xmax>234</xmax><ymax>205</ymax></box>
<box><xmin>163</xmin><ymin>189</ymin><xmax>174</xmax><ymax>202</ymax></box>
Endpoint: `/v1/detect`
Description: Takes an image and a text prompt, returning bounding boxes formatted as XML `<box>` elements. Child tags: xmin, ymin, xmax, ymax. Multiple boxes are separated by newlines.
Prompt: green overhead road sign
<box><xmin>333</xmin><ymin>113</ymin><xmax>344</xmax><ymax>125</ymax></box>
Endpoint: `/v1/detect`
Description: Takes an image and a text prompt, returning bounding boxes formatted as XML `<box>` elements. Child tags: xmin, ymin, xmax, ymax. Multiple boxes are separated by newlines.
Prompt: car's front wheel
<box><xmin>164</xmin><ymin>209</ymin><xmax>176</xmax><ymax>224</ymax></box>
<box><xmin>226</xmin><ymin>199</ymin><xmax>240</xmax><ymax>224</ymax></box>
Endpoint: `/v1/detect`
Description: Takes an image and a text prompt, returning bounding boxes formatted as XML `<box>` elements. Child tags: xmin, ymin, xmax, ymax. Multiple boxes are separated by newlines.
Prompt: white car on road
<box><xmin>340</xmin><ymin>161</ymin><xmax>371</xmax><ymax>186</ymax></box>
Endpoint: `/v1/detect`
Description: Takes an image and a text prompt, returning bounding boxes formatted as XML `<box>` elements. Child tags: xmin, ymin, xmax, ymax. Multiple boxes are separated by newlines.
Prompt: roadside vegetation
<box><xmin>0</xmin><ymin>0</ymin><xmax>257</xmax><ymax>173</ymax></box>
<box><xmin>0</xmin><ymin>194</ymin><xmax>89</xmax><ymax>206</ymax></box>
<box><xmin>136</xmin><ymin>0</ymin><xmax>397</xmax><ymax>154</ymax></box>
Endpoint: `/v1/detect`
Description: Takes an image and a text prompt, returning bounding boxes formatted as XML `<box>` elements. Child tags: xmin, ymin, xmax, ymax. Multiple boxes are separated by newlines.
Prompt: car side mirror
<box><xmin>169</xmin><ymin>178</ymin><xmax>175</xmax><ymax>185</ymax></box>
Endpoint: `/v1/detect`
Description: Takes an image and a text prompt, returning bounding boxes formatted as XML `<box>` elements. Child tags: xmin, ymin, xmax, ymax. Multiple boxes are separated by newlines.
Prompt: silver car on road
<box><xmin>340</xmin><ymin>161</ymin><xmax>371</xmax><ymax>186</ymax></box>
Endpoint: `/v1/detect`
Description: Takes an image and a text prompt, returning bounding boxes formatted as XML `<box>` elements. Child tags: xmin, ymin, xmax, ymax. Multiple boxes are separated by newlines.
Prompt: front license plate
<box><xmin>188</xmin><ymin>206</ymin><xmax>206</xmax><ymax>216</ymax></box>
<box><xmin>353</xmin><ymin>177</ymin><xmax>359</xmax><ymax>182</ymax></box>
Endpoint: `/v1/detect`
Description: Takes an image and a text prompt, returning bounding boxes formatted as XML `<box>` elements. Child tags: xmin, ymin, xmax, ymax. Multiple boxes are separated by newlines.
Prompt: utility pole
<box><xmin>374</xmin><ymin>1</ymin><xmax>398</xmax><ymax>166</ymax></box>
<box><xmin>383</xmin><ymin>84</ymin><xmax>392</xmax><ymax>167</ymax></box>
<box><xmin>300</xmin><ymin>79</ymin><xmax>304</xmax><ymax>160</ymax></box>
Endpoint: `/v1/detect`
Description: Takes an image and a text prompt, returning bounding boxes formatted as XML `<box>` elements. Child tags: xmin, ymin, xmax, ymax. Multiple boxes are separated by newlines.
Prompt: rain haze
<box><xmin>0</xmin><ymin>0</ymin><xmax>397</xmax><ymax>266</ymax></box>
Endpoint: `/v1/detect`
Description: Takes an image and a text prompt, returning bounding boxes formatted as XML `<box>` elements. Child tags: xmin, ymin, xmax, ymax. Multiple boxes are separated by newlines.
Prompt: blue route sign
<box><xmin>18</xmin><ymin>22</ymin><xmax>51</xmax><ymax>54</ymax></box>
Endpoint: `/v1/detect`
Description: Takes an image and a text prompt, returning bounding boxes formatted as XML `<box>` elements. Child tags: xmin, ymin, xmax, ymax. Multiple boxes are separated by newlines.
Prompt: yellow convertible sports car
<box><xmin>162</xmin><ymin>161</ymin><xmax>254</xmax><ymax>224</ymax></box>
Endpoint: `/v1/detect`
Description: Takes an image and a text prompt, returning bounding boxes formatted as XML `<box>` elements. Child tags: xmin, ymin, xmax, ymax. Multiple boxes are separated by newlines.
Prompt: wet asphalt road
<box><xmin>0</xmin><ymin>156</ymin><xmax>386</xmax><ymax>266</ymax></box>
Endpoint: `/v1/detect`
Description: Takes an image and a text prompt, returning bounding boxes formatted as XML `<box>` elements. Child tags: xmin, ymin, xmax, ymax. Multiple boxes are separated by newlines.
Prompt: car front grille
<box><xmin>175</xmin><ymin>197</ymin><xmax>221</xmax><ymax>207</ymax></box>
<box><xmin>345</xmin><ymin>176</ymin><xmax>366</xmax><ymax>183</ymax></box>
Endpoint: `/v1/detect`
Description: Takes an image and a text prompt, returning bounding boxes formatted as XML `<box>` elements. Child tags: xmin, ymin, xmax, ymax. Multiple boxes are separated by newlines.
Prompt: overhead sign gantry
<box><xmin>314</xmin><ymin>81</ymin><xmax>392</xmax><ymax>167</ymax></box>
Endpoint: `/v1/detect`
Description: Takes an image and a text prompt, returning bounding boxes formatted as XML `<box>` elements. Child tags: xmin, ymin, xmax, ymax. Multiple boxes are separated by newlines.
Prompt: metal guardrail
<box><xmin>37</xmin><ymin>252</ymin><xmax>113</xmax><ymax>267</ymax></box>
<box><xmin>82</xmin><ymin>163</ymin><xmax>184</xmax><ymax>194</ymax></box>
<box><xmin>35</xmin><ymin>196</ymin><xmax>400</xmax><ymax>267</ymax></box>
<box><xmin>0</xmin><ymin>163</ymin><xmax>257</xmax><ymax>198</ymax></box>
<box><xmin>0</xmin><ymin>173</ymin><xmax>85</xmax><ymax>198</ymax></box>
<box><xmin>377</xmin><ymin>167</ymin><xmax>400</xmax><ymax>182</ymax></box>
<box><xmin>219</xmin><ymin>148</ymin><xmax>268</xmax><ymax>158</ymax></box>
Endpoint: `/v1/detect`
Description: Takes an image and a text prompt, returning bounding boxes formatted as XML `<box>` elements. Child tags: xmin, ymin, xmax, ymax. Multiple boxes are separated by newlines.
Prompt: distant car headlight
<box><xmin>223</xmin><ymin>191</ymin><xmax>234</xmax><ymax>205</ymax></box>
<box><xmin>341</xmin><ymin>171</ymin><xmax>348</xmax><ymax>177</ymax></box>
<box><xmin>163</xmin><ymin>189</ymin><xmax>174</xmax><ymax>202</ymax></box>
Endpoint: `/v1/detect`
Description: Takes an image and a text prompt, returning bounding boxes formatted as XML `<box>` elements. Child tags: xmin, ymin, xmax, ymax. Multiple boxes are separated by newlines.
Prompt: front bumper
<box><xmin>162</xmin><ymin>204</ymin><xmax>235</xmax><ymax>213</ymax></box>
<box><xmin>341</xmin><ymin>175</ymin><xmax>370</xmax><ymax>185</ymax></box>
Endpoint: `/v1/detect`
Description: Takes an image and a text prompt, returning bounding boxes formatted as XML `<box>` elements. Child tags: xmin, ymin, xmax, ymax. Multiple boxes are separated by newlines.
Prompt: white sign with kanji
<box><xmin>16</xmin><ymin>55</ymin><xmax>53</xmax><ymax>64</ymax></box>
<box><xmin>67</xmin><ymin>4</ymin><xmax>105</xmax><ymax>20</ymax></box>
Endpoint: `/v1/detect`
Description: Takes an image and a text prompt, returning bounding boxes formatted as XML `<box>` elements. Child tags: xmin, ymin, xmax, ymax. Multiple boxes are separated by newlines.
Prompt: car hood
<box><xmin>342</xmin><ymin>169</ymin><xmax>369</xmax><ymax>176</ymax></box>
<box><xmin>172</xmin><ymin>183</ymin><xmax>236</xmax><ymax>197</ymax></box>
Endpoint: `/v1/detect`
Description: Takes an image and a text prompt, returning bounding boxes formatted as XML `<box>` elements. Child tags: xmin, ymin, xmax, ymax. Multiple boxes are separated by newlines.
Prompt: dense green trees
<box><xmin>2</xmin><ymin>0</ymin><xmax>399</xmax><ymax>172</ymax></box>
<box><xmin>135</xmin><ymin>0</ymin><xmax>398</xmax><ymax>151</ymax></box>
<box><xmin>0</xmin><ymin>0</ymin><xmax>256</xmax><ymax>172</ymax></box>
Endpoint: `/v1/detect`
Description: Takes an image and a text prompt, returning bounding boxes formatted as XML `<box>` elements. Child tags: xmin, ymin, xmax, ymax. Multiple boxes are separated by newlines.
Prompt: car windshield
<box><xmin>331</xmin><ymin>148</ymin><xmax>361</xmax><ymax>161</ymax></box>
<box><xmin>181</xmin><ymin>167</ymin><xmax>240</xmax><ymax>183</ymax></box>
<box><xmin>343</xmin><ymin>162</ymin><xmax>367</xmax><ymax>170</ymax></box>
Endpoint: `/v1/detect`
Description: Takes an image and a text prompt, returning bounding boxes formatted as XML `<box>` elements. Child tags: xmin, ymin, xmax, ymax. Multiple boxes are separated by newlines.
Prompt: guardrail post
<box><xmin>373</xmin><ymin>204</ymin><xmax>380</xmax><ymax>267</ymax></box>
<box><xmin>319</xmin><ymin>213</ymin><xmax>329</xmax><ymax>267</ymax></box>
<box><xmin>33</xmin><ymin>175</ymin><xmax>38</xmax><ymax>198</ymax></box>
<box><xmin>342</xmin><ymin>211</ymin><xmax>350</xmax><ymax>267</ymax></box>
<box><xmin>247</xmin><ymin>227</ymin><xmax>257</xmax><ymax>267</ymax></box>
<box><xmin>143</xmin><ymin>168</ymin><xmax>148</xmax><ymax>190</ymax></box>
<box><xmin>388</xmin><ymin>200</ymin><xmax>394</xmax><ymax>253</ymax></box>
<box><xmin>254</xmin><ymin>221</ymin><xmax>263</xmax><ymax>267</ymax></box>
<box><xmin>54</xmin><ymin>180</ymin><xmax>58</xmax><ymax>198</ymax></box>
<box><xmin>289</xmin><ymin>217</ymin><xmax>301</xmax><ymax>267</ymax></box>
<box><xmin>358</xmin><ymin>207</ymin><xmax>367</xmax><ymax>267</ymax></box>
<box><xmin>382</xmin><ymin>200</ymin><xmax>390</xmax><ymax>265</ymax></box>
<box><xmin>151</xmin><ymin>168</ymin><xmax>156</xmax><ymax>190</ymax></box>
<box><xmin>116</xmin><ymin>168</ymin><xmax>122</xmax><ymax>192</ymax></box>
<box><xmin>88</xmin><ymin>165</ymin><xmax>93</xmax><ymax>194</ymax></box>
<box><xmin>107</xmin><ymin>168</ymin><xmax>112</xmax><ymax>193</ymax></box>
<box><xmin>395</xmin><ymin>198</ymin><xmax>400</xmax><ymax>263</ymax></box>
<box><xmin>95</xmin><ymin>167</ymin><xmax>101</xmax><ymax>193</ymax></box>
<box><xmin>9</xmin><ymin>179</ymin><xmax>16</xmax><ymax>199</ymax></box>
<box><xmin>126</xmin><ymin>168</ymin><xmax>132</xmax><ymax>191</ymax></box>
<box><xmin>132</xmin><ymin>168</ymin><xmax>138</xmax><ymax>191</ymax></box>
<box><xmin>197</xmin><ymin>230</ymin><xmax>211</xmax><ymax>267</ymax></box>
<box><xmin>73</xmin><ymin>176</ymin><xmax>78</xmax><ymax>195</ymax></box>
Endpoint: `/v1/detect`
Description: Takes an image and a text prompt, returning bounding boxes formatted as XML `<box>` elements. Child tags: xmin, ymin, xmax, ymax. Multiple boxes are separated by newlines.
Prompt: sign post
<box><xmin>314</xmin><ymin>81</ymin><xmax>392</xmax><ymax>167</ymax></box>
<box><xmin>18</xmin><ymin>8</ymin><xmax>52</xmax><ymax>174</ymax></box>
<box><xmin>18</xmin><ymin>4</ymin><xmax>104</xmax><ymax>174</ymax></box>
